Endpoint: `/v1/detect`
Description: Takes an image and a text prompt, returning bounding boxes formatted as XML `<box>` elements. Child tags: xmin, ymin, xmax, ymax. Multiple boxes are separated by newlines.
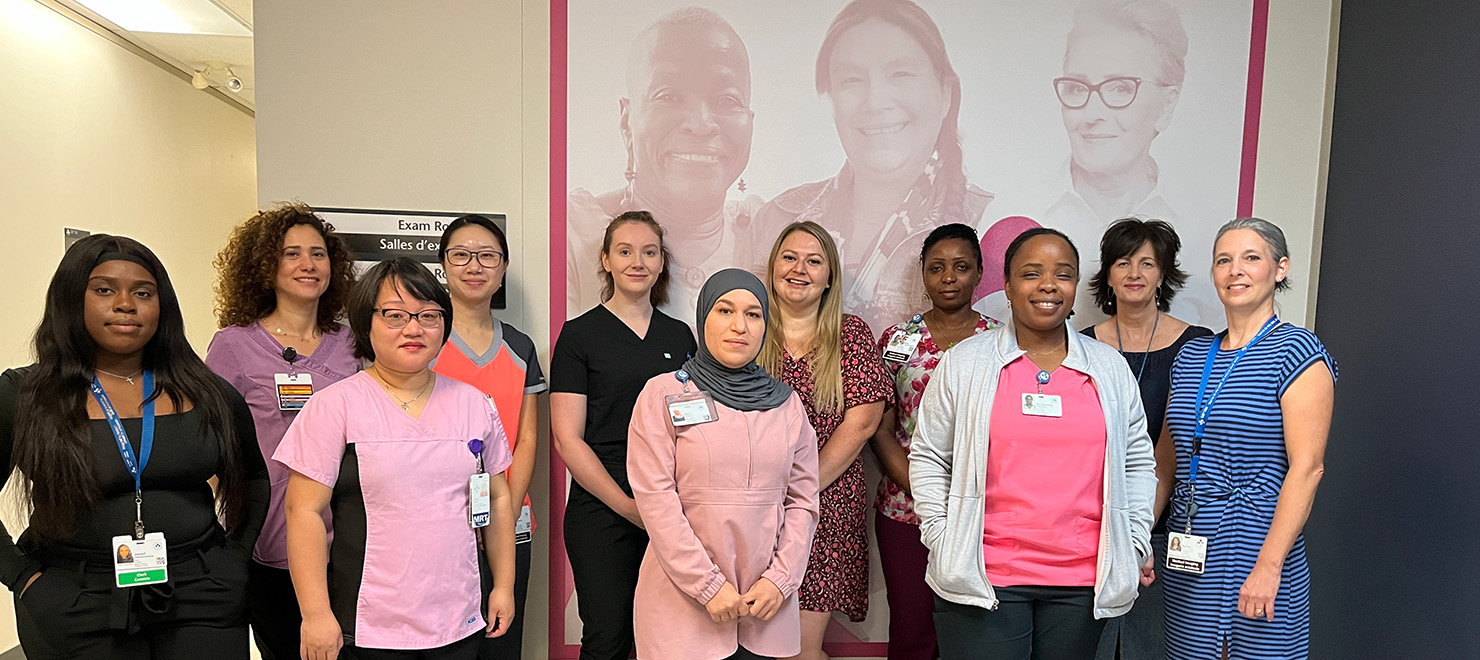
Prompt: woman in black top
<box><xmin>0</xmin><ymin>235</ymin><xmax>269</xmax><ymax>660</ymax></box>
<box><xmin>1082</xmin><ymin>219</ymin><xmax>1212</xmax><ymax>660</ymax></box>
<box><xmin>551</xmin><ymin>211</ymin><xmax>696</xmax><ymax>660</ymax></box>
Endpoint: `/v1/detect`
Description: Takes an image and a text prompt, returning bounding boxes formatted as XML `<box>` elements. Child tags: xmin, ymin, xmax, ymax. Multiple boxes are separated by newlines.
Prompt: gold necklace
<box><xmin>95</xmin><ymin>368</ymin><xmax>143</xmax><ymax>385</ymax></box>
<box><xmin>372</xmin><ymin>366</ymin><xmax>432</xmax><ymax>411</ymax></box>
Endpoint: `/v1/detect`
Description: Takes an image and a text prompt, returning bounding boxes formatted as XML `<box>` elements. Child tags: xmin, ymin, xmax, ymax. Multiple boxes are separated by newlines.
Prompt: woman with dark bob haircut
<box><xmin>206</xmin><ymin>203</ymin><xmax>360</xmax><ymax>660</ymax></box>
<box><xmin>1082</xmin><ymin>218</ymin><xmax>1211</xmax><ymax>660</ymax></box>
<box><xmin>279</xmin><ymin>258</ymin><xmax>519</xmax><ymax>660</ymax></box>
<box><xmin>0</xmin><ymin>234</ymin><xmax>268</xmax><ymax>660</ymax></box>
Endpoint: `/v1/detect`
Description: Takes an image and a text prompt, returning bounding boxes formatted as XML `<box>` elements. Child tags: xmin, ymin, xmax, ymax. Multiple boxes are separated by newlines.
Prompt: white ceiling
<box><xmin>52</xmin><ymin>0</ymin><xmax>256</xmax><ymax>110</ymax></box>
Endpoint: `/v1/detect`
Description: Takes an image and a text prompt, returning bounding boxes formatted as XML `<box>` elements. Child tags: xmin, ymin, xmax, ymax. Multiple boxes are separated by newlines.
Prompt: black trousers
<box><xmin>935</xmin><ymin>587</ymin><xmax>1106</xmax><ymax>660</ymax></box>
<box><xmin>563</xmin><ymin>485</ymin><xmax>648</xmax><ymax>660</ymax></box>
<box><xmin>477</xmin><ymin>539</ymin><xmax>532</xmax><ymax>659</ymax></box>
<box><xmin>15</xmin><ymin>543</ymin><xmax>251</xmax><ymax>660</ymax></box>
<box><xmin>341</xmin><ymin>630</ymin><xmax>481</xmax><ymax>659</ymax></box>
<box><xmin>246</xmin><ymin>560</ymin><xmax>301</xmax><ymax>660</ymax></box>
<box><xmin>724</xmin><ymin>646</ymin><xmax>773</xmax><ymax>660</ymax></box>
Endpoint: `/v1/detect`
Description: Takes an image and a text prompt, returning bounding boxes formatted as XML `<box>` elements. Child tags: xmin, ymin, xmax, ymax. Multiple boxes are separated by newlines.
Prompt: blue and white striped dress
<box><xmin>1163</xmin><ymin>324</ymin><xmax>1337</xmax><ymax>660</ymax></box>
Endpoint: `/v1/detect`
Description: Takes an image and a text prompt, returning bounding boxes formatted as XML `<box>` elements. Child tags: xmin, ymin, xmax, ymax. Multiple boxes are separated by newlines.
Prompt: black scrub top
<box><xmin>551</xmin><ymin>305</ymin><xmax>696</xmax><ymax>489</ymax></box>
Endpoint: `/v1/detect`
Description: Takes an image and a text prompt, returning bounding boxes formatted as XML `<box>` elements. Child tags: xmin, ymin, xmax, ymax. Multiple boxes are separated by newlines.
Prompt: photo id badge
<box><xmin>515</xmin><ymin>504</ymin><xmax>532</xmax><ymax>544</ymax></box>
<box><xmin>1166</xmin><ymin>532</ymin><xmax>1208</xmax><ymax>574</ymax></box>
<box><xmin>469</xmin><ymin>472</ymin><xmax>491</xmax><ymax>528</ymax></box>
<box><xmin>883</xmin><ymin>330</ymin><xmax>924</xmax><ymax>362</ymax></box>
<box><xmin>665</xmin><ymin>391</ymin><xmax>718</xmax><ymax>427</ymax></box>
<box><xmin>274</xmin><ymin>373</ymin><xmax>313</xmax><ymax>411</ymax></box>
<box><xmin>112</xmin><ymin>532</ymin><xmax>168</xmax><ymax>588</ymax></box>
<box><xmin>1021</xmin><ymin>393</ymin><xmax>1063</xmax><ymax>417</ymax></box>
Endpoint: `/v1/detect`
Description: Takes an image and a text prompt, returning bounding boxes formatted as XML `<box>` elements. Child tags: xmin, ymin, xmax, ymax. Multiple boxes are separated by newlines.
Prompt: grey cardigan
<box><xmin>908</xmin><ymin>320</ymin><xmax>1156</xmax><ymax>618</ymax></box>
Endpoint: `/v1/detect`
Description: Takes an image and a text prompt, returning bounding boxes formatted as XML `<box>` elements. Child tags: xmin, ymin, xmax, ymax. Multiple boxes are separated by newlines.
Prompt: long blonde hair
<box><xmin>759</xmin><ymin>221</ymin><xmax>845</xmax><ymax>413</ymax></box>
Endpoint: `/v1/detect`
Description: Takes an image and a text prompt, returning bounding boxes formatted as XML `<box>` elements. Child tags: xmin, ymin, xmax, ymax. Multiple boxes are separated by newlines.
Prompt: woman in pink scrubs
<box><xmin>628</xmin><ymin>268</ymin><xmax>820</xmax><ymax>660</ymax></box>
<box><xmin>277</xmin><ymin>258</ymin><xmax>519</xmax><ymax>660</ymax></box>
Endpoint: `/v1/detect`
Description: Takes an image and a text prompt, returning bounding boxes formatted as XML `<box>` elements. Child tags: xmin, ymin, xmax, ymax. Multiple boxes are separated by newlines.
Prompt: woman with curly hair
<box><xmin>205</xmin><ymin>204</ymin><xmax>360</xmax><ymax>660</ymax></box>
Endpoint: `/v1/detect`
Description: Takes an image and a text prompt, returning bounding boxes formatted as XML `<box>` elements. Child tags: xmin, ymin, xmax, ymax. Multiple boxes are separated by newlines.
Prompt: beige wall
<box><xmin>256</xmin><ymin>1</ymin><xmax>1336</xmax><ymax>659</ymax></box>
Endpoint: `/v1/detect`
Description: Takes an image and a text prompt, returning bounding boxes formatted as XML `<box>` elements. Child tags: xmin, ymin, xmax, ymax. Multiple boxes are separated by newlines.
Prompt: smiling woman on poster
<box><xmin>756</xmin><ymin>0</ymin><xmax>993</xmax><ymax>336</ymax></box>
<box><xmin>1044</xmin><ymin>0</ymin><xmax>1185</xmax><ymax>267</ymax></box>
<box><xmin>566</xmin><ymin>7</ymin><xmax>765</xmax><ymax>321</ymax></box>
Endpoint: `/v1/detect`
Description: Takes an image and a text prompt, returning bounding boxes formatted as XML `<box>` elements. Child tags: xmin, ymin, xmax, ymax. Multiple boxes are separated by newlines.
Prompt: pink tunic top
<box><xmin>628</xmin><ymin>373</ymin><xmax>821</xmax><ymax>660</ymax></box>
<box><xmin>983</xmin><ymin>357</ymin><xmax>1106</xmax><ymax>587</ymax></box>
<box><xmin>274</xmin><ymin>372</ymin><xmax>513</xmax><ymax>650</ymax></box>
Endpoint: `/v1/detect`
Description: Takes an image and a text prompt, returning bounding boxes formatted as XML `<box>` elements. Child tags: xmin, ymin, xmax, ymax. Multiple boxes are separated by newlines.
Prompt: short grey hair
<box><xmin>1215</xmin><ymin>217</ymin><xmax>1292</xmax><ymax>292</ymax></box>
<box><xmin>1066</xmin><ymin>0</ymin><xmax>1189</xmax><ymax>88</ymax></box>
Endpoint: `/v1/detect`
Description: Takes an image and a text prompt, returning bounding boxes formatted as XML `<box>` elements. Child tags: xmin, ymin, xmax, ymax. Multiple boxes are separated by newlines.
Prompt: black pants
<box><xmin>15</xmin><ymin>543</ymin><xmax>251</xmax><ymax>660</ymax></box>
<box><xmin>246</xmin><ymin>560</ymin><xmax>301</xmax><ymax>660</ymax></box>
<box><xmin>341</xmin><ymin>630</ymin><xmax>481</xmax><ymax>659</ymax></box>
<box><xmin>935</xmin><ymin>587</ymin><xmax>1106</xmax><ymax>660</ymax></box>
<box><xmin>724</xmin><ymin>646</ymin><xmax>773</xmax><ymax>660</ymax></box>
<box><xmin>564</xmin><ymin>485</ymin><xmax>648</xmax><ymax>660</ymax></box>
<box><xmin>477</xmin><ymin>539</ymin><xmax>532</xmax><ymax>659</ymax></box>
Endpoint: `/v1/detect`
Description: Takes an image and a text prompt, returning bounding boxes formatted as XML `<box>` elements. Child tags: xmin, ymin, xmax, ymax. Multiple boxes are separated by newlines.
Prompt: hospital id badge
<box><xmin>112</xmin><ymin>533</ymin><xmax>168</xmax><ymax>588</ymax></box>
<box><xmin>1166</xmin><ymin>532</ymin><xmax>1208</xmax><ymax>574</ymax></box>
<box><xmin>665</xmin><ymin>391</ymin><xmax>718</xmax><ymax>427</ymax></box>
<box><xmin>883</xmin><ymin>330</ymin><xmax>923</xmax><ymax>362</ymax></box>
<box><xmin>1021</xmin><ymin>393</ymin><xmax>1063</xmax><ymax>417</ymax></box>
<box><xmin>274</xmin><ymin>373</ymin><xmax>313</xmax><ymax>411</ymax></box>
<box><xmin>469</xmin><ymin>473</ymin><xmax>491</xmax><ymax>528</ymax></box>
<box><xmin>515</xmin><ymin>504</ymin><xmax>532</xmax><ymax>544</ymax></box>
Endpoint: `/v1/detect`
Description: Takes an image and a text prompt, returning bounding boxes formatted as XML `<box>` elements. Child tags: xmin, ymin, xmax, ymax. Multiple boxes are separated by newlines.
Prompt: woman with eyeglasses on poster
<box><xmin>433</xmin><ymin>214</ymin><xmax>548</xmax><ymax>660</ymax></box>
<box><xmin>278</xmin><ymin>258</ymin><xmax>517</xmax><ymax>660</ymax></box>
<box><xmin>0</xmin><ymin>235</ymin><xmax>268</xmax><ymax>660</ymax></box>
<box><xmin>551</xmin><ymin>211</ymin><xmax>697</xmax><ymax>660</ymax></box>
<box><xmin>206</xmin><ymin>204</ymin><xmax>360</xmax><ymax>660</ymax></box>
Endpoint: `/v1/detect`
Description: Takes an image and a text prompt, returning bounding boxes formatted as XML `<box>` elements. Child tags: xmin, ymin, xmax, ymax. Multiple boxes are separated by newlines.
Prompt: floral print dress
<box><xmin>874</xmin><ymin>314</ymin><xmax>1002</xmax><ymax>524</ymax></box>
<box><xmin>782</xmin><ymin>314</ymin><xmax>892</xmax><ymax>621</ymax></box>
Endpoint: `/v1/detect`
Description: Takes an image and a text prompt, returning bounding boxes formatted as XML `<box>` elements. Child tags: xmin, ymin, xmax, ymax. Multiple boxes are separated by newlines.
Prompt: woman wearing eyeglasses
<box><xmin>1043</xmin><ymin>0</ymin><xmax>1186</xmax><ymax>321</ymax></box>
<box><xmin>278</xmin><ymin>258</ymin><xmax>518</xmax><ymax>660</ymax></box>
<box><xmin>434</xmin><ymin>215</ymin><xmax>547</xmax><ymax>660</ymax></box>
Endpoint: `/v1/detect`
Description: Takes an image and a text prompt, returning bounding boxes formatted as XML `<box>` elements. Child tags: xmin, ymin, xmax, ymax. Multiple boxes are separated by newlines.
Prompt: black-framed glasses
<box><xmin>373</xmin><ymin>308</ymin><xmax>445</xmax><ymax>328</ymax></box>
<box><xmin>1053</xmin><ymin>76</ymin><xmax>1154</xmax><ymax>109</ymax></box>
<box><xmin>445</xmin><ymin>248</ymin><xmax>505</xmax><ymax>268</ymax></box>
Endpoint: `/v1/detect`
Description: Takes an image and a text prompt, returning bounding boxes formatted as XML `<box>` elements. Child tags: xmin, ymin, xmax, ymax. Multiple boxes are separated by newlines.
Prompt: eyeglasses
<box><xmin>445</xmin><ymin>248</ymin><xmax>505</xmax><ymax>268</ymax></box>
<box><xmin>1053</xmin><ymin>76</ymin><xmax>1159</xmax><ymax>109</ymax></box>
<box><xmin>373</xmin><ymin>308</ymin><xmax>445</xmax><ymax>329</ymax></box>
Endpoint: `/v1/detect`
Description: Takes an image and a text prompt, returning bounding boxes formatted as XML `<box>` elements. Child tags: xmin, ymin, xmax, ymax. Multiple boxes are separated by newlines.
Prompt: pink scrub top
<box><xmin>274</xmin><ymin>372</ymin><xmax>513</xmax><ymax>650</ymax></box>
<box><xmin>983</xmin><ymin>357</ymin><xmax>1106</xmax><ymax>587</ymax></box>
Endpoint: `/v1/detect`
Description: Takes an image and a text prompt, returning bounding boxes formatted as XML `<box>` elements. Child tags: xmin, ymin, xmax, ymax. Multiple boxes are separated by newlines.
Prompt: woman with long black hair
<box><xmin>0</xmin><ymin>234</ymin><xmax>270</xmax><ymax>660</ymax></box>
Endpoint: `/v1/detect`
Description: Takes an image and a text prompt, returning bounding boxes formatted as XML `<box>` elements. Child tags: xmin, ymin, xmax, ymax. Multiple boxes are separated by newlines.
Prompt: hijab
<box><xmin>681</xmin><ymin>268</ymin><xmax>793</xmax><ymax>412</ymax></box>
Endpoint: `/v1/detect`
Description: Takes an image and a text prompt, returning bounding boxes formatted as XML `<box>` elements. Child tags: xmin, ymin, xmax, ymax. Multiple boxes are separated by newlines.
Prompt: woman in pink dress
<box><xmin>629</xmin><ymin>268</ymin><xmax>820</xmax><ymax>660</ymax></box>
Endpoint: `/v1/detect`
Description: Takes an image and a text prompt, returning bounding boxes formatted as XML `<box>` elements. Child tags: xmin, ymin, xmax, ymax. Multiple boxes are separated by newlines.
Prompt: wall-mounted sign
<box><xmin>317</xmin><ymin>207</ymin><xmax>507</xmax><ymax>309</ymax></box>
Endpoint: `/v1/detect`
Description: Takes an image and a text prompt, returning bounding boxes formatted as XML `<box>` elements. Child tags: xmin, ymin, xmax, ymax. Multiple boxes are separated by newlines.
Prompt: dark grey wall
<box><xmin>1309</xmin><ymin>1</ymin><xmax>1480</xmax><ymax>658</ymax></box>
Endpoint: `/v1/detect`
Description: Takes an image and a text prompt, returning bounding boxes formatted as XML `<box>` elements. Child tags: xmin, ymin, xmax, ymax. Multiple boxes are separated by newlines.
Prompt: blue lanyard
<box><xmin>1188</xmin><ymin>317</ymin><xmax>1280</xmax><ymax>484</ymax></box>
<box><xmin>90</xmin><ymin>370</ymin><xmax>155</xmax><ymax>539</ymax></box>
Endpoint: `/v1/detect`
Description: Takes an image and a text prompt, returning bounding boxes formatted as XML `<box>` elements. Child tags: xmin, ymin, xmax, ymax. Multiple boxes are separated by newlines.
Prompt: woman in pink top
<box><xmin>628</xmin><ymin>269</ymin><xmax>820</xmax><ymax>660</ymax></box>
<box><xmin>277</xmin><ymin>259</ymin><xmax>518</xmax><ymax>660</ymax></box>
<box><xmin>910</xmin><ymin>228</ymin><xmax>1156</xmax><ymax>660</ymax></box>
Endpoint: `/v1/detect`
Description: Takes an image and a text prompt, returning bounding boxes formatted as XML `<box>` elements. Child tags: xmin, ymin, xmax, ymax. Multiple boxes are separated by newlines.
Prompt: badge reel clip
<box><xmin>1021</xmin><ymin>369</ymin><xmax>1063</xmax><ymax>418</ymax></box>
<box><xmin>665</xmin><ymin>370</ymin><xmax>718</xmax><ymax>427</ymax></box>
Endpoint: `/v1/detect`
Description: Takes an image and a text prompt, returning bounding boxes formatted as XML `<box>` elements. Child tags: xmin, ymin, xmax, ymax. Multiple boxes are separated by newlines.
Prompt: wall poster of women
<box><xmin>551</xmin><ymin>0</ymin><xmax>1269</xmax><ymax>656</ymax></box>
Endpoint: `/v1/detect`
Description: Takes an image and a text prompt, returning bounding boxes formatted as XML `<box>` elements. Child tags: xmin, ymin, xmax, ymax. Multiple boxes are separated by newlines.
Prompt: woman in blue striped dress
<box><xmin>1158</xmin><ymin>218</ymin><xmax>1337</xmax><ymax>659</ymax></box>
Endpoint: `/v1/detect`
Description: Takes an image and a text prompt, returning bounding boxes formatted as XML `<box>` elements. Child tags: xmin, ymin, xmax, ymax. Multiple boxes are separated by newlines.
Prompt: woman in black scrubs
<box><xmin>0</xmin><ymin>234</ymin><xmax>269</xmax><ymax>660</ymax></box>
<box><xmin>551</xmin><ymin>211</ymin><xmax>696</xmax><ymax>660</ymax></box>
<box><xmin>1082</xmin><ymin>218</ymin><xmax>1212</xmax><ymax>660</ymax></box>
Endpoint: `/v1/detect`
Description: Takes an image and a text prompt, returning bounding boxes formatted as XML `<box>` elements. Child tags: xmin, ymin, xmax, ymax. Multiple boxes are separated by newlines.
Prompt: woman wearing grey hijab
<box><xmin>627</xmin><ymin>269</ymin><xmax>822</xmax><ymax>660</ymax></box>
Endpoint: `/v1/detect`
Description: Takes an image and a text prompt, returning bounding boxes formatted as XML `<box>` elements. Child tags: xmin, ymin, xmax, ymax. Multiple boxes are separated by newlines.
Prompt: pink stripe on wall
<box><xmin>1237</xmin><ymin>0</ymin><xmax>1271</xmax><ymax>217</ymax></box>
